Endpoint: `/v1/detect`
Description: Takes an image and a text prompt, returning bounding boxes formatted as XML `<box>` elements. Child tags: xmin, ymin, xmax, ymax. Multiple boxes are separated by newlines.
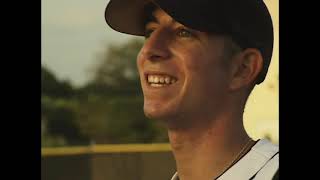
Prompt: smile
<box><xmin>145</xmin><ymin>73</ymin><xmax>178</xmax><ymax>87</ymax></box>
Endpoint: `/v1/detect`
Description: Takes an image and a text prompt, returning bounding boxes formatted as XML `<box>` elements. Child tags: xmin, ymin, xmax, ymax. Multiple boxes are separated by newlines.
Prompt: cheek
<box><xmin>175</xmin><ymin>49</ymin><xmax>202</xmax><ymax>77</ymax></box>
<box><xmin>182</xmin><ymin>51</ymin><xmax>220</xmax><ymax>79</ymax></box>
<box><xmin>177</xmin><ymin>41</ymin><xmax>219</xmax><ymax>72</ymax></box>
<box><xmin>182</xmin><ymin>51</ymin><xmax>228</xmax><ymax>95</ymax></box>
<box><xmin>136</xmin><ymin>50</ymin><xmax>144</xmax><ymax>72</ymax></box>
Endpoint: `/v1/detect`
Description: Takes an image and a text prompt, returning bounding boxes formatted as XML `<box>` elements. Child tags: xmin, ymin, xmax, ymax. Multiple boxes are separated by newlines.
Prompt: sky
<box><xmin>41</xmin><ymin>0</ymin><xmax>139</xmax><ymax>87</ymax></box>
<box><xmin>41</xmin><ymin>0</ymin><xmax>279</xmax><ymax>142</ymax></box>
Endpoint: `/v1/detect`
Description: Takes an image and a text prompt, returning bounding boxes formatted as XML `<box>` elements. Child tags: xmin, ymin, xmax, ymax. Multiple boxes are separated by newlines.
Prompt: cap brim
<box><xmin>105</xmin><ymin>0</ymin><xmax>151</xmax><ymax>36</ymax></box>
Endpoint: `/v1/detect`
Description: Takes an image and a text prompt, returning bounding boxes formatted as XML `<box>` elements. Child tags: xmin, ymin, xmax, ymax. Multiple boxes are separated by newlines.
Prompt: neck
<box><xmin>168</xmin><ymin>112</ymin><xmax>250</xmax><ymax>180</ymax></box>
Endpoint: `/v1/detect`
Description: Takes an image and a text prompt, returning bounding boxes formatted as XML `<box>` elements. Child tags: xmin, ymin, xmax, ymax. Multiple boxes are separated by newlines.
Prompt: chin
<box><xmin>143</xmin><ymin>100</ymin><xmax>176</xmax><ymax>121</ymax></box>
<box><xmin>143</xmin><ymin>101</ymin><xmax>191</xmax><ymax>131</ymax></box>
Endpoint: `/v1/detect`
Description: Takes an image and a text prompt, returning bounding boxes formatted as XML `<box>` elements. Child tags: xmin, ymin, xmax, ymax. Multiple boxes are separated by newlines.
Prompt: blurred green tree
<box><xmin>41</xmin><ymin>66</ymin><xmax>74</xmax><ymax>99</ymax></box>
<box><xmin>74</xmin><ymin>95</ymin><xmax>168</xmax><ymax>144</ymax></box>
<box><xmin>41</xmin><ymin>67</ymin><xmax>88</xmax><ymax>146</ymax></box>
<box><xmin>88</xmin><ymin>39</ymin><xmax>143</xmax><ymax>95</ymax></box>
<box><xmin>42</xmin><ymin>96</ymin><xmax>89</xmax><ymax>146</ymax></box>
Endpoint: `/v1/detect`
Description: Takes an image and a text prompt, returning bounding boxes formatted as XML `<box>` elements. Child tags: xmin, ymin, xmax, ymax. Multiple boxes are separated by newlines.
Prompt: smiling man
<box><xmin>105</xmin><ymin>0</ymin><xmax>278</xmax><ymax>179</ymax></box>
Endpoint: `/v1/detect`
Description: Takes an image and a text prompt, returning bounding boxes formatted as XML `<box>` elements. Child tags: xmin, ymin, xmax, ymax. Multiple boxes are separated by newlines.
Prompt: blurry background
<box><xmin>41</xmin><ymin>0</ymin><xmax>278</xmax><ymax>179</ymax></box>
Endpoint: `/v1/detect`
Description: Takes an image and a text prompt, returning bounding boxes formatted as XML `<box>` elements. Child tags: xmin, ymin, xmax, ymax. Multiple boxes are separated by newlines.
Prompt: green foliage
<box><xmin>41</xmin><ymin>66</ymin><xmax>75</xmax><ymax>99</ymax></box>
<box><xmin>41</xmin><ymin>134</ymin><xmax>67</xmax><ymax>147</ymax></box>
<box><xmin>42</xmin><ymin>96</ymin><xmax>89</xmax><ymax>146</ymax></box>
<box><xmin>75</xmin><ymin>95</ymin><xmax>166</xmax><ymax>144</ymax></box>
<box><xmin>90</xmin><ymin>39</ymin><xmax>143</xmax><ymax>94</ymax></box>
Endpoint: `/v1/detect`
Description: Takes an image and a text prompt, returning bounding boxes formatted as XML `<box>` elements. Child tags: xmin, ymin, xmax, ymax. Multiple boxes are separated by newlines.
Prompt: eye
<box><xmin>145</xmin><ymin>29</ymin><xmax>154</xmax><ymax>39</ymax></box>
<box><xmin>177</xmin><ymin>28</ymin><xmax>194</xmax><ymax>38</ymax></box>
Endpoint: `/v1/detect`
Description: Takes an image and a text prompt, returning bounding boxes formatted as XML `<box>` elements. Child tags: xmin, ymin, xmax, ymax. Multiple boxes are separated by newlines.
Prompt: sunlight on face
<box><xmin>137</xmin><ymin>9</ymin><xmax>232</xmax><ymax>129</ymax></box>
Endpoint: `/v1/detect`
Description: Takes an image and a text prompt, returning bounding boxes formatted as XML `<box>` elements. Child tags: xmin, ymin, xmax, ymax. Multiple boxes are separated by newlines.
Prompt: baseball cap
<box><xmin>105</xmin><ymin>0</ymin><xmax>274</xmax><ymax>84</ymax></box>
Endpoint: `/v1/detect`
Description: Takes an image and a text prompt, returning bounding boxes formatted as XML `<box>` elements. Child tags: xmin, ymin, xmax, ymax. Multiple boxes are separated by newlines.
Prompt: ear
<box><xmin>229</xmin><ymin>48</ymin><xmax>263</xmax><ymax>91</ymax></box>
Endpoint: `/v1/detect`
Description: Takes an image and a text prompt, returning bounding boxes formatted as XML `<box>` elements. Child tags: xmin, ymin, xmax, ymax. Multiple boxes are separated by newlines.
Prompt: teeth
<box><xmin>154</xmin><ymin>76</ymin><xmax>159</xmax><ymax>83</ymax></box>
<box><xmin>159</xmin><ymin>77</ymin><xmax>165</xmax><ymax>83</ymax></box>
<box><xmin>150</xmin><ymin>83</ymin><xmax>164</xmax><ymax>87</ymax></box>
<box><xmin>165</xmin><ymin>76</ymin><xmax>170</xmax><ymax>84</ymax></box>
<box><xmin>148</xmin><ymin>76</ymin><xmax>154</xmax><ymax>82</ymax></box>
<box><xmin>147</xmin><ymin>74</ymin><xmax>177</xmax><ymax>85</ymax></box>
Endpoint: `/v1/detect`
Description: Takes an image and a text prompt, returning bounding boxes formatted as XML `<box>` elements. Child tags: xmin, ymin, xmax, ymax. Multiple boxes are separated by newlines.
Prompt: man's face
<box><xmin>137</xmin><ymin>8</ymin><xmax>232</xmax><ymax>127</ymax></box>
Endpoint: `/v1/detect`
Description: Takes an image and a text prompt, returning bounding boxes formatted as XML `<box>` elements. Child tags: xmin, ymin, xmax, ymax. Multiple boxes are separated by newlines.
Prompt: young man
<box><xmin>105</xmin><ymin>0</ymin><xmax>278</xmax><ymax>179</ymax></box>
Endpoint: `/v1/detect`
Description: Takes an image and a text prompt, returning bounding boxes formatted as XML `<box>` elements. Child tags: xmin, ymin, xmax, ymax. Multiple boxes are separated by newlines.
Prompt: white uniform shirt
<box><xmin>170</xmin><ymin>139</ymin><xmax>279</xmax><ymax>180</ymax></box>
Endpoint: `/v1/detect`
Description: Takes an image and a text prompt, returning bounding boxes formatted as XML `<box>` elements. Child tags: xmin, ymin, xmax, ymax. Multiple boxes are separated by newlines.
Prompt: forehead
<box><xmin>152</xmin><ymin>8</ymin><xmax>170</xmax><ymax>21</ymax></box>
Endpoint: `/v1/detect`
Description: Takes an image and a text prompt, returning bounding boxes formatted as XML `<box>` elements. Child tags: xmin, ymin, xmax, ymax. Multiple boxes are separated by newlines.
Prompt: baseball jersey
<box><xmin>170</xmin><ymin>138</ymin><xmax>279</xmax><ymax>180</ymax></box>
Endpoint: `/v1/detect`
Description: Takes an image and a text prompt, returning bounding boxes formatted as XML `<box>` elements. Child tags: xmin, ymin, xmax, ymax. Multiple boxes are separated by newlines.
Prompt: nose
<box><xmin>138</xmin><ymin>29</ymin><xmax>171</xmax><ymax>62</ymax></box>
